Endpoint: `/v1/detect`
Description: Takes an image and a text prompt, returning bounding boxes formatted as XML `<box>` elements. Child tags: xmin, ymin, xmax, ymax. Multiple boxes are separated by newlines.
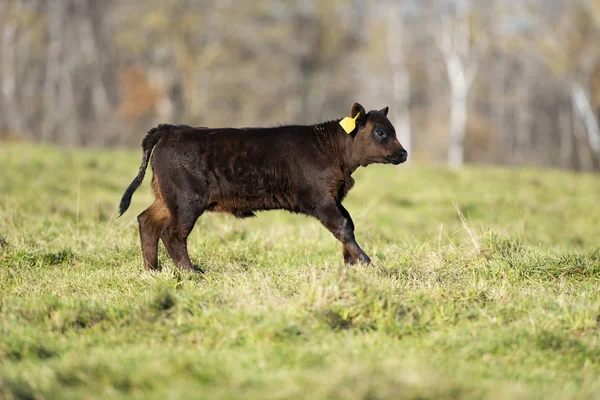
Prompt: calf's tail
<box><xmin>118</xmin><ymin>126</ymin><xmax>165</xmax><ymax>216</ymax></box>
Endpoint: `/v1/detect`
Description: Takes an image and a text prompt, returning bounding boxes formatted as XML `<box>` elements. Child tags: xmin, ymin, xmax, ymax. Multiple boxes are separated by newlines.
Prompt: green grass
<box><xmin>1</xmin><ymin>143</ymin><xmax>599</xmax><ymax>399</ymax></box>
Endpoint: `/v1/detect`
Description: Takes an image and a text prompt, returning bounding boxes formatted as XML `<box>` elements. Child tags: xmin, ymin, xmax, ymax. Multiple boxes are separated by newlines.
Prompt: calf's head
<box><xmin>346</xmin><ymin>102</ymin><xmax>408</xmax><ymax>167</ymax></box>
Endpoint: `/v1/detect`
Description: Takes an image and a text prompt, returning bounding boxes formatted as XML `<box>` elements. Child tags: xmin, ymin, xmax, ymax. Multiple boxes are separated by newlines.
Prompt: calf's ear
<box><xmin>340</xmin><ymin>103</ymin><xmax>367</xmax><ymax>135</ymax></box>
<box><xmin>351</xmin><ymin>102</ymin><xmax>366</xmax><ymax>119</ymax></box>
<box><xmin>350</xmin><ymin>103</ymin><xmax>368</xmax><ymax>131</ymax></box>
<box><xmin>379</xmin><ymin>106</ymin><xmax>389</xmax><ymax>117</ymax></box>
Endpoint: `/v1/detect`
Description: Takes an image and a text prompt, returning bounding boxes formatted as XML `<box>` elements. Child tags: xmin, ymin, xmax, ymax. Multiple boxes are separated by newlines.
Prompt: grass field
<box><xmin>1</xmin><ymin>143</ymin><xmax>599</xmax><ymax>399</ymax></box>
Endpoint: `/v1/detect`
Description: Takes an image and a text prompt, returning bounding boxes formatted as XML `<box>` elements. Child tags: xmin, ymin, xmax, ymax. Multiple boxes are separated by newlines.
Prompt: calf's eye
<box><xmin>375</xmin><ymin>130</ymin><xmax>386</xmax><ymax>138</ymax></box>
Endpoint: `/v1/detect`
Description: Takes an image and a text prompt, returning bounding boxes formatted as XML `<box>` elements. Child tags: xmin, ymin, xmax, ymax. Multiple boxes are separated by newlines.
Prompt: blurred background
<box><xmin>1</xmin><ymin>0</ymin><xmax>600</xmax><ymax>170</ymax></box>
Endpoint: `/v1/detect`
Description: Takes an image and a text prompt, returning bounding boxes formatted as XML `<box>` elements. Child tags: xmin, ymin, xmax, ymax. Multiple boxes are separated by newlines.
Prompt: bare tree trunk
<box><xmin>59</xmin><ymin>58</ymin><xmax>79</xmax><ymax>146</ymax></box>
<box><xmin>76</xmin><ymin>0</ymin><xmax>110</xmax><ymax>145</ymax></box>
<box><xmin>559</xmin><ymin>105</ymin><xmax>574</xmax><ymax>168</ymax></box>
<box><xmin>515</xmin><ymin>59</ymin><xmax>531</xmax><ymax>163</ymax></box>
<box><xmin>1</xmin><ymin>6</ymin><xmax>25</xmax><ymax>137</ymax></box>
<box><xmin>570</xmin><ymin>81</ymin><xmax>600</xmax><ymax>160</ymax></box>
<box><xmin>572</xmin><ymin>113</ymin><xmax>595</xmax><ymax>171</ymax></box>
<box><xmin>433</xmin><ymin>0</ymin><xmax>485</xmax><ymax>167</ymax></box>
<box><xmin>446</xmin><ymin>57</ymin><xmax>470</xmax><ymax>166</ymax></box>
<box><xmin>570</xmin><ymin>91</ymin><xmax>594</xmax><ymax>171</ymax></box>
<box><xmin>42</xmin><ymin>0</ymin><xmax>67</xmax><ymax>142</ymax></box>
<box><xmin>491</xmin><ymin>53</ymin><xmax>507</xmax><ymax>163</ymax></box>
<box><xmin>386</xmin><ymin>5</ymin><xmax>411</xmax><ymax>157</ymax></box>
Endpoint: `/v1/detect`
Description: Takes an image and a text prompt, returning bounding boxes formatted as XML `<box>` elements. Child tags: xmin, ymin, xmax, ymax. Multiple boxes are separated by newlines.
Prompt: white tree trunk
<box><xmin>434</xmin><ymin>0</ymin><xmax>483</xmax><ymax>167</ymax></box>
<box><xmin>570</xmin><ymin>82</ymin><xmax>600</xmax><ymax>159</ymax></box>
<box><xmin>445</xmin><ymin>53</ymin><xmax>471</xmax><ymax>167</ymax></box>
<box><xmin>572</xmin><ymin>109</ymin><xmax>595</xmax><ymax>171</ymax></box>
<box><xmin>448</xmin><ymin>81</ymin><xmax>468</xmax><ymax>166</ymax></box>
<box><xmin>386</xmin><ymin>6</ymin><xmax>411</xmax><ymax>157</ymax></box>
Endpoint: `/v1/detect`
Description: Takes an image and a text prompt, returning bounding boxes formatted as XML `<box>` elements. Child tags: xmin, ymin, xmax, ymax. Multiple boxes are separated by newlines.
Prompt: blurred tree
<box><xmin>533</xmin><ymin>0</ymin><xmax>600</xmax><ymax>169</ymax></box>
<box><xmin>0</xmin><ymin>0</ymin><xmax>598</xmax><ymax>171</ymax></box>
<box><xmin>432</xmin><ymin>0</ymin><xmax>488</xmax><ymax>166</ymax></box>
<box><xmin>386</xmin><ymin>1</ymin><xmax>412</xmax><ymax>157</ymax></box>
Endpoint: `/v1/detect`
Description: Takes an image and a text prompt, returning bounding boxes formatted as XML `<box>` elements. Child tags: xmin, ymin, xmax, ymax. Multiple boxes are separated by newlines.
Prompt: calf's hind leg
<box><xmin>160</xmin><ymin>196</ymin><xmax>206</xmax><ymax>272</ymax></box>
<box><xmin>137</xmin><ymin>199</ymin><xmax>170</xmax><ymax>270</ymax></box>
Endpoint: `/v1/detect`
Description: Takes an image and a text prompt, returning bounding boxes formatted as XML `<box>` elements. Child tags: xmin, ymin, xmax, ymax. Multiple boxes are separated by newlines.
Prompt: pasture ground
<box><xmin>1</xmin><ymin>144</ymin><xmax>599</xmax><ymax>399</ymax></box>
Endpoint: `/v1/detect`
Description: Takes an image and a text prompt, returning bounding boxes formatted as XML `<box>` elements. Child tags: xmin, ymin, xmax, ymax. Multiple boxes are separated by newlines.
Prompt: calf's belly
<box><xmin>206</xmin><ymin>185</ymin><xmax>299</xmax><ymax>218</ymax></box>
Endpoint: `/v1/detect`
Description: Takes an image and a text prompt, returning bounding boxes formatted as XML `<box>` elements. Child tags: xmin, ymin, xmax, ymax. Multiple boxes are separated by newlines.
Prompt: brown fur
<box><xmin>119</xmin><ymin>103</ymin><xmax>407</xmax><ymax>271</ymax></box>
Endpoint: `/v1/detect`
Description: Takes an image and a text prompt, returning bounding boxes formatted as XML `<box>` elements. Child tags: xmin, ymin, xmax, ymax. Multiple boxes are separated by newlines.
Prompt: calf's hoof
<box><xmin>191</xmin><ymin>264</ymin><xmax>205</xmax><ymax>274</ymax></box>
<box><xmin>177</xmin><ymin>264</ymin><xmax>205</xmax><ymax>274</ymax></box>
<box><xmin>344</xmin><ymin>255</ymin><xmax>356</xmax><ymax>265</ymax></box>
<box><xmin>359</xmin><ymin>254</ymin><xmax>372</xmax><ymax>265</ymax></box>
<box><xmin>344</xmin><ymin>253</ymin><xmax>371</xmax><ymax>265</ymax></box>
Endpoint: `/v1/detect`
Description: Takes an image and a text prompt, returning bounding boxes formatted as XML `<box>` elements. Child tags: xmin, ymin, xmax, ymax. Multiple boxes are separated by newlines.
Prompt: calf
<box><xmin>119</xmin><ymin>102</ymin><xmax>407</xmax><ymax>271</ymax></box>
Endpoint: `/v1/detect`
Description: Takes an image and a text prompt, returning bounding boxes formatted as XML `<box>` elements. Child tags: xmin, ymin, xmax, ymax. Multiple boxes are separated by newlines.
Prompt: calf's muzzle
<box><xmin>386</xmin><ymin>149</ymin><xmax>408</xmax><ymax>165</ymax></box>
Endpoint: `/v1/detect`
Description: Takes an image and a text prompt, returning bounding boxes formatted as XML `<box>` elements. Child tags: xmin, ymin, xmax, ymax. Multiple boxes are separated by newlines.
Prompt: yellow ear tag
<box><xmin>339</xmin><ymin>112</ymin><xmax>360</xmax><ymax>134</ymax></box>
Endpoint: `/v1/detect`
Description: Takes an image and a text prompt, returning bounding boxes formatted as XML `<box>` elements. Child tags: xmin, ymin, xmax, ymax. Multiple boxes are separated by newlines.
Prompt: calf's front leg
<box><xmin>338</xmin><ymin>204</ymin><xmax>360</xmax><ymax>265</ymax></box>
<box><xmin>316</xmin><ymin>202</ymin><xmax>371</xmax><ymax>265</ymax></box>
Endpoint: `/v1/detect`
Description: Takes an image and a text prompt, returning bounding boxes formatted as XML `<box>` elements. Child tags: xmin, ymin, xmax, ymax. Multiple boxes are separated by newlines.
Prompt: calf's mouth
<box><xmin>385</xmin><ymin>153</ymin><xmax>407</xmax><ymax>165</ymax></box>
